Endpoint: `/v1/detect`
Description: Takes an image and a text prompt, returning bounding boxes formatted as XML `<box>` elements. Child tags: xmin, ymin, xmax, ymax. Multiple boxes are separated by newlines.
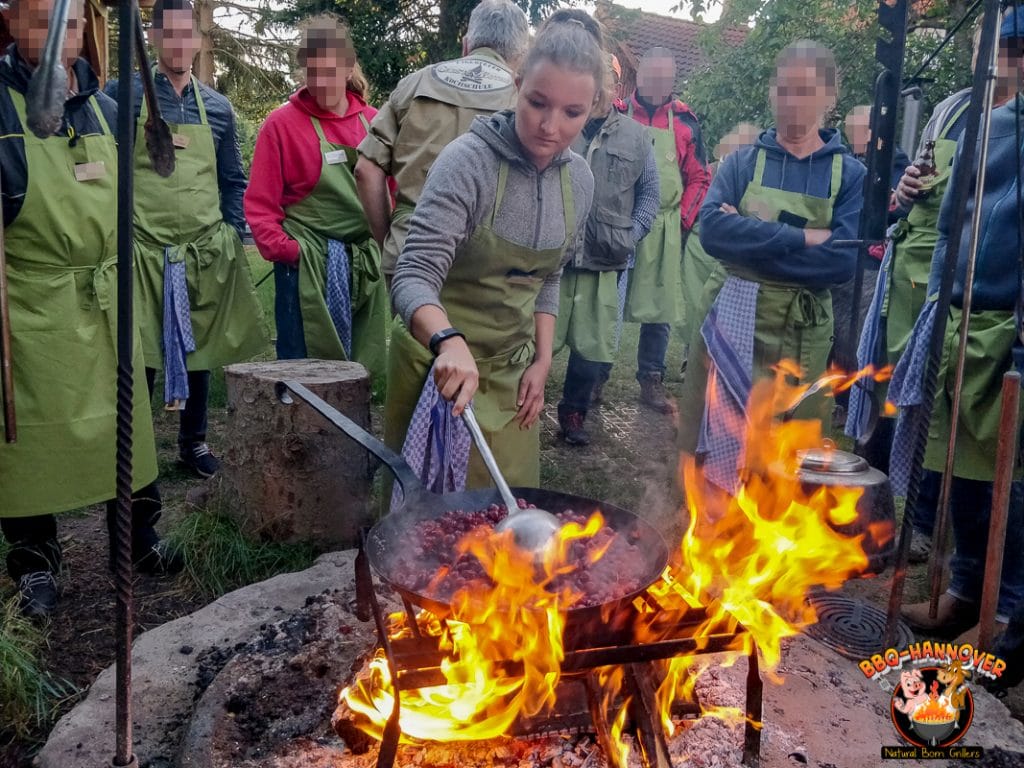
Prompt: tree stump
<box><xmin>220</xmin><ymin>360</ymin><xmax>373</xmax><ymax>549</ymax></box>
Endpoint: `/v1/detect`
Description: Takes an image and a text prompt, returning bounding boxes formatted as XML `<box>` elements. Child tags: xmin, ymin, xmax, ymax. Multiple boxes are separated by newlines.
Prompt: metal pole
<box><xmin>883</xmin><ymin>0</ymin><xmax>1003</xmax><ymax>648</ymax></box>
<box><xmin>113</xmin><ymin>0</ymin><xmax>138</xmax><ymax>765</ymax></box>
<box><xmin>977</xmin><ymin>371</ymin><xmax>1020</xmax><ymax>650</ymax></box>
<box><xmin>926</xmin><ymin>32</ymin><xmax>1000</xmax><ymax>620</ymax></box>
<box><xmin>900</xmin><ymin>86</ymin><xmax>923</xmax><ymax>159</ymax></box>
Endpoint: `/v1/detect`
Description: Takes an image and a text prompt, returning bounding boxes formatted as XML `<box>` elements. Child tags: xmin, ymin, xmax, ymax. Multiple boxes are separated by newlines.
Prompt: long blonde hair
<box><xmin>296</xmin><ymin>14</ymin><xmax>370</xmax><ymax>99</ymax></box>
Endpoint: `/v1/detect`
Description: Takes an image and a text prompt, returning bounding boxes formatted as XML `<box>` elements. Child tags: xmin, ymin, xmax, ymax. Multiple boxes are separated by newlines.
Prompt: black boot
<box><xmin>2</xmin><ymin>515</ymin><xmax>62</xmax><ymax>619</ymax></box>
<box><xmin>558</xmin><ymin>404</ymin><xmax>590</xmax><ymax>446</ymax></box>
<box><xmin>17</xmin><ymin>571</ymin><xmax>58</xmax><ymax>619</ymax></box>
<box><xmin>106</xmin><ymin>483</ymin><xmax>184</xmax><ymax>577</ymax></box>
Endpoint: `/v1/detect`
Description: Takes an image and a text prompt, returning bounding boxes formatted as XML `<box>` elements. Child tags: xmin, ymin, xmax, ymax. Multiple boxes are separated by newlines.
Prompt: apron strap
<box><xmin>828</xmin><ymin>152</ymin><xmax>843</xmax><ymax>200</ymax></box>
<box><xmin>753</xmin><ymin>147</ymin><xmax>768</xmax><ymax>185</ymax></box>
<box><xmin>357</xmin><ymin>112</ymin><xmax>371</xmax><ymax>133</ymax></box>
<box><xmin>938</xmin><ymin>100</ymin><xmax>972</xmax><ymax>141</ymax></box>
<box><xmin>559</xmin><ymin>162</ymin><xmax>575</xmax><ymax>242</ymax></box>
<box><xmin>490</xmin><ymin>161</ymin><xmax>510</xmax><ymax>228</ymax></box>
<box><xmin>310</xmin><ymin>115</ymin><xmax>328</xmax><ymax>143</ymax></box>
<box><xmin>139</xmin><ymin>70</ymin><xmax>209</xmax><ymax>126</ymax></box>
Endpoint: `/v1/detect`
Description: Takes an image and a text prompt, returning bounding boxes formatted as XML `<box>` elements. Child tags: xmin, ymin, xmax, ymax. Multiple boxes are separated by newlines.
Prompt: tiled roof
<box><xmin>612</xmin><ymin>9</ymin><xmax>749</xmax><ymax>81</ymax></box>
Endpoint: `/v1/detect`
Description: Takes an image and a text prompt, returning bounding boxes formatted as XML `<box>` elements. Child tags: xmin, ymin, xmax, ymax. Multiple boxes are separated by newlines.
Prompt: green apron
<box><xmin>678</xmin><ymin>149</ymin><xmax>842</xmax><ymax>452</ymax></box>
<box><xmin>0</xmin><ymin>89</ymin><xmax>157</xmax><ymax>518</ymax></box>
<box><xmin>554</xmin><ymin>267</ymin><xmax>619</xmax><ymax>363</ymax></box>
<box><xmin>384</xmin><ymin>161</ymin><xmax>574</xmax><ymax>490</ymax></box>
<box><xmin>678</xmin><ymin>221</ymin><xmax>718</xmax><ymax>343</ymax></box>
<box><xmin>133</xmin><ymin>77</ymin><xmax>267</xmax><ymax>371</ymax></box>
<box><xmin>923</xmin><ymin>308</ymin><xmax>1021</xmax><ymax>481</ymax></box>
<box><xmin>623</xmin><ymin>105</ymin><xmax>684</xmax><ymax>324</ymax></box>
<box><xmin>282</xmin><ymin>114</ymin><xmax>387</xmax><ymax>392</ymax></box>
<box><xmin>554</xmin><ymin>125</ymin><xmax>624</xmax><ymax>364</ymax></box>
<box><xmin>884</xmin><ymin>101</ymin><xmax>971</xmax><ymax>372</ymax></box>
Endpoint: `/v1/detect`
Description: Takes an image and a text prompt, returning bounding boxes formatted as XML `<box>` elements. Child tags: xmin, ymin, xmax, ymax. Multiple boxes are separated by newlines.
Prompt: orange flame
<box><xmin>340</xmin><ymin>361</ymin><xmax>890</xmax><ymax>758</ymax></box>
<box><xmin>912</xmin><ymin>697</ymin><xmax>957</xmax><ymax>724</ymax></box>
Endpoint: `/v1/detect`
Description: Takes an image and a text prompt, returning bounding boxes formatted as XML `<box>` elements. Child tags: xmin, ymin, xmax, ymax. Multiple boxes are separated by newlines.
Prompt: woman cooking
<box><xmin>244</xmin><ymin>16</ymin><xmax>388</xmax><ymax>392</ymax></box>
<box><xmin>678</xmin><ymin>40</ymin><xmax>865</xmax><ymax>495</ymax></box>
<box><xmin>385</xmin><ymin>9</ymin><xmax>600</xmax><ymax>492</ymax></box>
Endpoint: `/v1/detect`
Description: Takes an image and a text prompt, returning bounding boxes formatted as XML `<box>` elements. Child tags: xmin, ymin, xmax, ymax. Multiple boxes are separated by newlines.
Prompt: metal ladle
<box><xmin>460</xmin><ymin>404</ymin><xmax>561</xmax><ymax>556</ymax></box>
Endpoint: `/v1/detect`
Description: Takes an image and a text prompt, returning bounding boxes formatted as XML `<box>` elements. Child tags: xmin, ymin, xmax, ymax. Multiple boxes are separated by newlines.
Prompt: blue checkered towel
<box><xmin>696</xmin><ymin>276</ymin><xmax>760</xmax><ymax>493</ymax></box>
<box><xmin>847</xmin><ymin>224</ymin><xmax>900</xmax><ymax>441</ymax></box>
<box><xmin>391</xmin><ymin>364</ymin><xmax>472</xmax><ymax>512</ymax></box>
<box><xmin>886</xmin><ymin>299</ymin><xmax>939</xmax><ymax>496</ymax></box>
<box><xmin>326</xmin><ymin>239</ymin><xmax>352</xmax><ymax>358</ymax></box>
<box><xmin>162</xmin><ymin>246</ymin><xmax>196</xmax><ymax>408</ymax></box>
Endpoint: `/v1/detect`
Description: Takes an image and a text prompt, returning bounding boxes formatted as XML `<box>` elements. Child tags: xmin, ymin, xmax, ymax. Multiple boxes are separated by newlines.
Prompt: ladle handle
<box><xmin>461</xmin><ymin>404</ymin><xmax>520</xmax><ymax>514</ymax></box>
<box><xmin>275</xmin><ymin>380</ymin><xmax>425</xmax><ymax>502</ymax></box>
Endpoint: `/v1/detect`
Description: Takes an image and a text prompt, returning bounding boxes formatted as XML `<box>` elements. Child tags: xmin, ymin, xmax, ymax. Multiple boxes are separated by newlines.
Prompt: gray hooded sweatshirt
<box><xmin>391</xmin><ymin>110</ymin><xmax>595</xmax><ymax>327</ymax></box>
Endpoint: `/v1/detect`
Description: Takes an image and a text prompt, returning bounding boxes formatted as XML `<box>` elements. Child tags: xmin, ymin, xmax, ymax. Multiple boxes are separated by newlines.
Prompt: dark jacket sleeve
<box><xmin>700</xmin><ymin>150</ymin><xmax>865</xmax><ymax>287</ymax></box>
<box><xmin>699</xmin><ymin>149</ymin><xmax>806</xmax><ymax>261</ymax></box>
<box><xmin>213</xmin><ymin>101</ymin><xmax>248</xmax><ymax>235</ymax></box>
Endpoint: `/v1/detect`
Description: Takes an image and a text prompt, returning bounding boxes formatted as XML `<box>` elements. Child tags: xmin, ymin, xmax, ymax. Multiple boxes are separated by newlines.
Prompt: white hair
<box><xmin>465</xmin><ymin>0</ymin><xmax>530</xmax><ymax>67</ymax></box>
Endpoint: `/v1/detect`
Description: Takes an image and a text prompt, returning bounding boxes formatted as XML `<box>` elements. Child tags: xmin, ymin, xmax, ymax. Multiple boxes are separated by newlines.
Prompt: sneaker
<box><xmin>17</xmin><ymin>571</ymin><xmax>58</xmax><ymax>619</ymax></box>
<box><xmin>179</xmin><ymin>441</ymin><xmax>220</xmax><ymax>479</ymax></box>
<box><xmin>639</xmin><ymin>374</ymin><xmax>675</xmax><ymax>414</ymax></box>
<box><xmin>134</xmin><ymin>540</ymin><xmax>185</xmax><ymax>577</ymax></box>
<box><xmin>558</xmin><ymin>406</ymin><xmax>590</xmax><ymax>446</ymax></box>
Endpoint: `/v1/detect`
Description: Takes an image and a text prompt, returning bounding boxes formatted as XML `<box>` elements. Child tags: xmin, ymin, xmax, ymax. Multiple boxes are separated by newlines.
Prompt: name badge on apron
<box><xmin>172</xmin><ymin>133</ymin><xmax>191</xmax><ymax>150</ymax></box>
<box><xmin>74</xmin><ymin>161</ymin><xmax>107</xmax><ymax>182</ymax></box>
<box><xmin>324</xmin><ymin>149</ymin><xmax>347</xmax><ymax>165</ymax></box>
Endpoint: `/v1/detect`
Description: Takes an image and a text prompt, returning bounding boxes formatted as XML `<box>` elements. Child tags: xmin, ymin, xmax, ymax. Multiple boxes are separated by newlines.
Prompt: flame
<box><xmin>339</xmin><ymin>361</ymin><xmax>891</xmax><ymax>759</ymax></box>
<box><xmin>912</xmin><ymin>697</ymin><xmax>957</xmax><ymax>724</ymax></box>
<box><xmin>339</xmin><ymin>513</ymin><xmax>612</xmax><ymax>742</ymax></box>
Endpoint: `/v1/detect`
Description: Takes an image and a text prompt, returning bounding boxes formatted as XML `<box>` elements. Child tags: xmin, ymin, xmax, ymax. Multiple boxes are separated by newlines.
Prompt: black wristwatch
<box><xmin>429</xmin><ymin>327</ymin><xmax>466</xmax><ymax>356</ymax></box>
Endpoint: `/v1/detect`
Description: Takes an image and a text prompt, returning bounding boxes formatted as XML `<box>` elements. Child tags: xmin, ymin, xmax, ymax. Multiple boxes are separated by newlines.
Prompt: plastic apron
<box><xmin>281</xmin><ymin>114</ymin><xmax>388</xmax><ymax>390</ymax></box>
<box><xmin>385</xmin><ymin>161</ymin><xmax>574</xmax><ymax>489</ymax></box>
<box><xmin>132</xmin><ymin>77</ymin><xmax>267</xmax><ymax>370</ymax></box>
<box><xmin>0</xmin><ymin>89</ymin><xmax>157</xmax><ymax>517</ymax></box>
<box><xmin>884</xmin><ymin>102</ymin><xmax>970</xmax><ymax>371</ymax></box>
<box><xmin>678</xmin><ymin>221</ymin><xmax>718</xmax><ymax>344</ymax></box>
<box><xmin>623</xmin><ymin>105</ymin><xmax>684</xmax><ymax>324</ymax></box>
<box><xmin>678</xmin><ymin>149</ymin><xmax>842</xmax><ymax>452</ymax></box>
<box><xmin>554</xmin><ymin>126</ymin><xmax>622</xmax><ymax>364</ymax></box>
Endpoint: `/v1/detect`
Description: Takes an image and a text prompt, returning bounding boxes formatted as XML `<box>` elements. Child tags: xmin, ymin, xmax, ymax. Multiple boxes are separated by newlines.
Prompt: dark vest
<box><xmin>571</xmin><ymin>109</ymin><xmax>651</xmax><ymax>270</ymax></box>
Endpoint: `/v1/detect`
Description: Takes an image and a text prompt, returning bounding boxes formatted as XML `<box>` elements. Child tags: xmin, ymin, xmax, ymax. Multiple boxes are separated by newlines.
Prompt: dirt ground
<box><xmin>2</xmin><ymin>328</ymin><xmax>1024</xmax><ymax>766</ymax></box>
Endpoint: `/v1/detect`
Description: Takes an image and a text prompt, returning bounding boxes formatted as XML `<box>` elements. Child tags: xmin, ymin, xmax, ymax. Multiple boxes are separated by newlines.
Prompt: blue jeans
<box><xmin>637</xmin><ymin>323</ymin><xmax>670</xmax><ymax>380</ymax></box>
<box><xmin>560</xmin><ymin>350</ymin><xmax>612</xmax><ymax>412</ymax></box>
<box><xmin>946</xmin><ymin>476</ymin><xmax>1024</xmax><ymax>620</ymax></box>
<box><xmin>145</xmin><ymin>367</ymin><xmax>211</xmax><ymax>446</ymax></box>
<box><xmin>274</xmin><ymin>263</ymin><xmax>307</xmax><ymax>359</ymax></box>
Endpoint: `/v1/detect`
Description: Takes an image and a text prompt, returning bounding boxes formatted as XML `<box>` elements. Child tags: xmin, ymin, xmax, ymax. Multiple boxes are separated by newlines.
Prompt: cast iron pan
<box><xmin>276</xmin><ymin>380</ymin><xmax>671</xmax><ymax>621</ymax></box>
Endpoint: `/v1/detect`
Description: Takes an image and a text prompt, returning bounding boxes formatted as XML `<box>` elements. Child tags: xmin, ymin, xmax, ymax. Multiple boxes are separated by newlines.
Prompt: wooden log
<box><xmin>220</xmin><ymin>359</ymin><xmax>373</xmax><ymax>549</ymax></box>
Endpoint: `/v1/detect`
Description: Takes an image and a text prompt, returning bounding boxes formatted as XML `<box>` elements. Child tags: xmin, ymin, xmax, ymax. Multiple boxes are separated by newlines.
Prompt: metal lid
<box><xmin>798</xmin><ymin>447</ymin><xmax>869</xmax><ymax>474</ymax></box>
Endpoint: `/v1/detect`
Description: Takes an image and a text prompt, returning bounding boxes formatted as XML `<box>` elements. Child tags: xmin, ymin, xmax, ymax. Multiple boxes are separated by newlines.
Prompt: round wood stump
<box><xmin>220</xmin><ymin>360</ymin><xmax>373</xmax><ymax>549</ymax></box>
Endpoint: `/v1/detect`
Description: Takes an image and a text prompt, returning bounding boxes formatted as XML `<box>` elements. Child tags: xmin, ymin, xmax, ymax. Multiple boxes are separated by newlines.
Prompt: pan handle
<box><xmin>275</xmin><ymin>380</ymin><xmax>426</xmax><ymax>502</ymax></box>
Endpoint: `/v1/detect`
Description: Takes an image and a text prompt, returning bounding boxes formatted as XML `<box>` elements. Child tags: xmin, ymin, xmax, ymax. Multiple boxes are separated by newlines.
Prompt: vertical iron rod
<box><xmin>926</xmin><ymin>30</ymin><xmax>1000</xmax><ymax>619</ymax></box>
<box><xmin>977</xmin><ymin>372</ymin><xmax>1020</xmax><ymax>650</ymax></box>
<box><xmin>113</xmin><ymin>1</ymin><xmax>137</xmax><ymax>766</ymax></box>
<box><xmin>884</xmin><ymin>0</ymin><xmax>1003</xmax><ymax>648</ymax></box>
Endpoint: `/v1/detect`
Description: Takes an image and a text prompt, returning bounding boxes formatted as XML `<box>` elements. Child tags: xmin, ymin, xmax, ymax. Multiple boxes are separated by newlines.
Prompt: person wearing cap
<box><xmin>355</xmin><ymin>0</ymin><xmax>529</xmax><ymax>284</ymax></box>
<box><xmin>554</xmin><ymin>54</ymin><xmax>658</xmax><ymax>445</ymax></box>
<box><xmin>893</xmin><ymin>6</ymin><xmax>1024</xmax><ymax>639</ymax></box>
<box><xmin>0</xmin><ymin>0</ymin><xmax>179</xmax><ymax>619</ymax></box>
<box><xmin>105</xmin><ymin>0</ymin><xmax>267</xmax><ymax>479</ymax></box>
<box><xmin>620</xmin><ymin>46</ymin><xmax>711</xmax><ymax>414</ymax></box>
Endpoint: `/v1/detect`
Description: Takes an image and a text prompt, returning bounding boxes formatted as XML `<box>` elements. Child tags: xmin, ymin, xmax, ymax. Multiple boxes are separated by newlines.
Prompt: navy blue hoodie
<box><xmin>699</xmin><ymin>128</ymin><xmax>866</xmax><ymax>288</ymax></box>
<box><xmin>928</xmin><ymin>96</ymin><xmax>1024</xmax><ymax>311</ymax></box>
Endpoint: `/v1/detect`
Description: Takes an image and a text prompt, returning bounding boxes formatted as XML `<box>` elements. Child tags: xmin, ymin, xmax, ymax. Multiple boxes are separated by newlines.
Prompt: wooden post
<box><xmin>219</xmin><ymin>360</ymin><xmax>375</xmax><ymax>549</ymax></box>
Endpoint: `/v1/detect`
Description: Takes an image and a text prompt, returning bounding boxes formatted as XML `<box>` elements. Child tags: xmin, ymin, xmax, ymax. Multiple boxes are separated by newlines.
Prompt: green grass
<box><xmin>0</xmin><ymin>598</ymin><xmax>77</xmax><ymax>744</ymax></box>
<box><xmin>168</xmin><ymin>509</ymin><xmax>317</xmax><ymax>600</ymax></box>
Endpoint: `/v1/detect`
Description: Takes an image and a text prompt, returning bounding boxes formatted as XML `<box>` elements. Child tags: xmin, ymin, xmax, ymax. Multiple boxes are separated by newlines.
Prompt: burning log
<box><xmin>219</xmin><ymin>360</ymin><xmax>374</xmax><ymax>548</ymax></box>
